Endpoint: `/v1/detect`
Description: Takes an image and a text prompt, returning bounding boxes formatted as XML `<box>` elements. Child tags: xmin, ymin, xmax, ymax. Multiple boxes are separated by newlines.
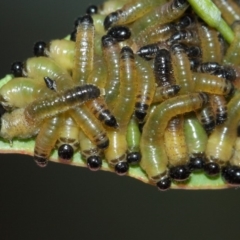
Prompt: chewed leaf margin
<box><xmin>0</xmin><ymin>74</ymin><xmax>231</xmax><ymax>190</ymax></box>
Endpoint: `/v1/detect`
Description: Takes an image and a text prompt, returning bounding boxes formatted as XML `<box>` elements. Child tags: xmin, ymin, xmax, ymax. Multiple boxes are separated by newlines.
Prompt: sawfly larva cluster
<box><xmin>1</xmin><ymin>0</ymin><xmax>240</xmax><ymax>190</ymax></box>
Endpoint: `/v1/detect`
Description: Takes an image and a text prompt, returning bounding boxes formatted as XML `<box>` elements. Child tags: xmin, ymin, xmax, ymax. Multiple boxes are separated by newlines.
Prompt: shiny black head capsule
<box><xmin>70</xmin><ymin>29</ymin><xmax>77</xmax><ymax>42</ymax></box>
<box><xmin>188</xmin><ymin>155</ymin><xmax>205</xmax><ymax>171</ymax></box>
<box><xmin>115</xmin><ymin>162</ymin><xmax>129</xmax><ymax>176</ymax></box>
<box><xmin>169</xmin><ymin>165</ymin><xmax>191</xmax><ymax>181</ymax></box>
<box><xmin>33</xmin><ymin>41</ymin><xmax>46</xmax><ymax>57</ymax></box>
<box><xmin>104</xmin><ymin>11</ymin><xmax>119</xmax><ymax>30</ymax></box>
<box><xmin>222</xmin><ymin>165</ymin><xmax>240</xmax><ymax>185</ymax></box>
<box><xmin>86</xmin><ymin>5</ymin><xmax>98</xmax><ymax>15</ymax></box>
<box><xmin>80</xmin><ymin>14</ymin><xmax>94</xmax><ymax>25</ymax></box>
<box><xmin>107</xmin><ymin>26</ymin><xmax>131</xmax><ymax>41</ymax></box>
<box><xmin>156</xmin><ymin>177</ymin><xmax>171</xmax><ymax>191</ymax></box>
<box><xmin>127</xmin><ymin>152</ymin><xmax>141</xmax><ymax>165</ymax></box>
<box><xmin>104</xmin><ymin>115</ymin><xmax>119</xmax><ymax>128</ymax></box>
<box><xmin>11</xmin><ymin>61</ymin><xmax>23</xmax><ymax>77</ymax></box>
<box><xmin>204</xmin><ymin>162</ymin><xmax>220</xmax><ymax>176</ymax></box>
<box><xmin>58</xmin><ymin>144</ymin><xmax>74</xmax><ymax>161</ymax></box>
<box><xmin>87</xmin><ymin>156</ymin><xmax>102</xmax><ymax>171</ymax></box>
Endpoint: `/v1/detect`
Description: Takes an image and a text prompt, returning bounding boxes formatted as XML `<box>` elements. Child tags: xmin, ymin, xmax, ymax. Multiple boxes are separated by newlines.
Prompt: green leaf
<box><xmin>187</xmin><ymin>0</ymin><xmax>234</xmax><ymax>43</ymax></box>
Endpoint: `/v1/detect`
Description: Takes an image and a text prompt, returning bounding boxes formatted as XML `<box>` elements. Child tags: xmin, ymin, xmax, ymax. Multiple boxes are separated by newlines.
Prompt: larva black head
<box><xmin>104</xmin><ymin>11</ymin><xmax>119</xmax><ymax>30</ymax></box>
<box><xmin>86</xmin><ymin>5</ymin><xmax>98</xmax><ymax>15</ymax></box>
<box><xmin>104</xmin><ymin>115</ymin><xmax>119</xmax><ymax>128</ymax></box>
<box><xmin>80</xmin><ymin>14</ymin><xmax>94</xmax><ymax>25</ymax></box>
<box><xmin>58</xmin><ymin>144</ymin><xmax>74</xmax><ymax>161</ymax></box>
<box><xmin>135</xmin><ymin>110</ymin><xmax>147</xmax><ymax>122</ymax></box>
<box><xmin>222</xmin><ymin>165</ymin><xmax>240</xmax><ymax>185</ymax></box>
<box><xmin>33</xmin><ymin>41</ymin><xmax>47</xmax><ymax>57</ymax></box>
<box><xmin>176</xmin><ymin>15</ymin><xmax>194</xmax><ymax>30</ymax></box>
<box><xmin>120</xmin><ymin>46</ymin><xmax>134</xmax><ymax>58</ymax></box>
<box><xmin>170</xmin><ymin>43</ymin><xmax>186</xmax><ymax>54</ymax></box>
<box><xmin>169</xmin><ymin>165</ymin><xmax>191</xmax><ymax>181</ymax></box>
<box><xmin>11</xmin><ymin>61</ymin><xmax>23</xmax><ymax>77</ymax></box>
<box><xmin>107</xmin><ymin>26</ymin><xmax>131</xmax><ymax>42</ymax></box>
<box><xmin>186</xmin><ymin>46</ymin><xmax>201</xmax><ymax>58</ymax></box>
<box><xmin>97</xmin><ymin>139</ymin><xmax>109</xmax><ymax>149</ymax></box>
<box><xmin>127</xmin><ymin>152</ymin><xmax>141</xmax><ymax>165</ymax></box>
<box><xmin>74</xmin><ymin>17</ymin><xmax>82</xmax><ymax>27</ymax></box>
<box><xmin>221</xmin><ymin>66</ymin><xmax>236</xmax><ymax>82</ymax></box>
<box><xmin>87</xmin><ymin>156</ymin><xmax>102</xmax><ymax>171</ymax></box>
<box><xmin>70</xmin><ymin>29</ymin><xmax>77</xmax><ymax>42</ymax></box>
<box><xmin>216</xmin><ymin>112</ymin><xmax>227</xmax><ymax>125</ymax></box>
<box><xmin>156</xmin><ymin>177</ymin><xmax>171</xmax><ymax>191</ymax></box>
<box><xmin>203</xmin><ymin>121</ymin><xmax>215</xmax><ymax>134</ymax></box>
<box><xmin>137</xmin><ymin>44</ymin><xmax>159</xmax><ymax>60</ymax></box>
<box><xmin>115</xmin><ymin>162</ymin><xmax>129</xmax><ymax>176</ymax></box>
<box><xmin>204</xmin><ymin>162</ymin><xmax>220</xmax><ymax>176</ymax></box>
<box><xmin>34</xmin><ymin>156</ymin><xmax>48</xmax><ymax>168</ymax></box>
<box><xmin>188</xmin><ymin>155</ymin><xmax>205</xmax><ymax>172</ymax></box>
<box><xmin>44</xmin><ymin>77</ymin><xmax>56</xmax><ymax>91</ymax></box>
<box><xmin>101</xmin><ymin>35</ymin><xmax>117</xmax><ymax>48</ymax></box>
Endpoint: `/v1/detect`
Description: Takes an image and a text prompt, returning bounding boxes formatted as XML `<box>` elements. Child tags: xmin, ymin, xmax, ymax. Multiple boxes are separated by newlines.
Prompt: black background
<box><xmin>0</xmin><ymin>1</ymin><xmax>240</xmax><ymax>239</ymax></box>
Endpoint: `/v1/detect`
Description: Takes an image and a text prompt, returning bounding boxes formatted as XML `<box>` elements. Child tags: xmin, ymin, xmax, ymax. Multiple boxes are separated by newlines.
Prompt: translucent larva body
<box><xmin>55</xmin><ymin>115</ymin><xmax>80</xmax><ymax>161</ymax></box>
<box><xmin>104</xmin><ymin>47</ymin><xmax>137</xmax><ymax>169</ymax></box>
<box><xmin>134</xmin><ymin>55</ymin><xmax>156</xmax><ymax>121</ymax></box>
<box><xmin>103</xmin><ymin>0</ymin><xmax>167</xmax><ymax>30</ymax></box>
<box><xmin>184</xmin><ymin>114</ymin><xmax>208</xmax><ymax>171</ymax></box>
<box><xmin>34</xmin><ymin>116</ymin><xmax>62</xmax><ymax>167</ymax></box>
<box><xmin>154</xmin><ymin>48</ymin><xmax>174</xmax><ymax>87</ymax></box>
<box><xmin>198</xmin><ymin>24</ymin><xmax>223</xmax><ymax>63</ymax></box>
<box><xmin>134</xmin><ymin>22</ymin><xmax>176</xmax><ymax>47</ymax></box>
<box><xmin>152</xmin><ymin>85</ymin><xmax>180</xmax><ymax>103</ymax></box>
<box><xmin>86</xmin><ymin>96</ymin><xmax>118</xmax><ymax>128</ymax></box>
<box><xmin>0</xmin><ymin>78</ymin><xmax>50</xmax><ymax>110</ymax></box>
<box><xmin>87</xmin><ymin>56</ymin><xmax>107</xmax><ymax>87</ymax></box>
<box><xmin>130</xmin><ymin>0</ymin><xmax>189</xmax><ymax>35</ymax></box>
<box><xmin>126</xmin><ymin>117</ymin><xmax>141</xmax><ymax>164</ymax></box>
<box><xmin>170</xmin><ymin>43</ymin><xmax>193</xmax><ymax>94</ymax></box>
<box><xmin>79</xmin><ymin>130</ymin><xmax>102</xmax><ymax>171</ymax></box>
<box><xmin>23</xmin><ymin>57</ymin><xmax>73</xmax><ymax>88</ymax></box>
<box><xmin>206</xmin><ymin>92</ymin><xmax>240</xmax><ymax>170</ymax></box>
<box><xmin>213</xmin><ymin>0</ymin><xmax>240</xmax><ymax>25</ymax></box>
<box><xmin>164</xmin><ymin>116</ymin><xmax>190</xmax><ymax>181</ymax></box>
<box><xmin>195</xmin><ymin>103</ymin><xmax>216</xmax><ymax>133</ymax></box>
<box><xmin>223</xmin><ymin>21</ymin><xmax>240</xmax><ymax>65</ymax></box>
<box><xmin>72</xmin><ymin>15</ymin><xmax>94</xmax><ymax>85</ymax></box>
<box><xmin>43</xmin><ymin>39</ymin><xmax>75</xmax><ymax>73</ymax></box>
<box><xmin>192</xmin><ymin>72</ymin><xmax>234</xmax><ymax>96</ymax></box>
<box><xmin>142</xmin><ymin>92</ymin><xmax>208</xmax><ymax>140</ymax></box>
<box><xmin>112</xmin><ymin>46</ymin><xmax>137</xmax><ymax>127</ymax></box>
<box><xmin>210</xmin><ymin>94</ymin><xmax>228</xmax><ymax>125</ymax></box>
<box><xmin>70</xmin><ymin>104</ymin><xmax>109</xmax><ymax>149</ymax></box>
<box><xmin>102</xmin><ymin>35</ymin><xmax>121</xmax><ymax>109</ymax></box>
<box><xmin>24</xmin><ymin>84</ymin><xmax>101</xmax><ymax>124</ymax></box>
<box><xmin>229</xmin><ymin>138</ymin><xmax>240</xmax><ymax>167</ymax></box>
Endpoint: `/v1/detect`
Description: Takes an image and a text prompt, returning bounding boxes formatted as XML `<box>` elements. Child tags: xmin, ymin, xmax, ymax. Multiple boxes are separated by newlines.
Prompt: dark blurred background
<box><xmin>0</xmin><ymin>1</ymin><xmax>240</xmax><ymax>239</ymax></box>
